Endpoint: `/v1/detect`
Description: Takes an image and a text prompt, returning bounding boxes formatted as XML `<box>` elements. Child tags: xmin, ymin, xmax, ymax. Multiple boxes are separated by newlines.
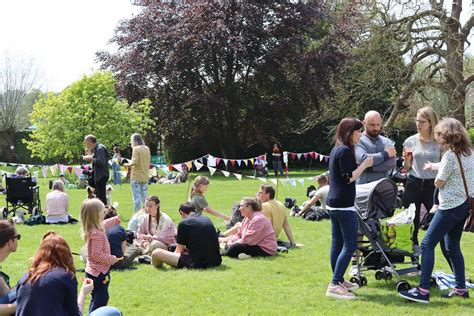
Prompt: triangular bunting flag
<box><xmin>215</xmin><ymin>158</ymin><xmax>221</xmax><ymax>166</ymax></box>
<box><xmin>245</xmin><ymin>175</ymin><xmax>256</xmax><ymax>179</ymax></box>
<box><xmin>223</xmin><ymin>159</ymin><xmax>228</xmax><ymax>166</ymax></box>
<box><xmin>297</xmin><ymin>153</ymin><xmax>302</xmax><ymax>160</ymax></box>
<box><xmin>42</xmin><ymin>166</ymin><xmax>49</xmax><ymax>178</ymax></box>
<box><xmin>249</xmin><ymin>159</ymin><xmax>254</xmax><ymax>165</ymax></box>
<box><xmin>50</xmin><ymin>164</ymin><xmax>58</xmax><ymax>176</ymax></box>
<box><xmin>236</xmin><ymin>160</ymin><xmax>241</xmax><ymax>166</ymax></box>
<box><xmin>291</xmin><ymin>153</ymin><xmax>297</xmax><ymax>160</ymax></box>
<box><xmin>289</xmin><ymin>179</ymin><xmax>297</xmax><ymax>187</ymax></box>
<box><xmin>319</xmin><ymin>154</ymin><xmax>324</xmax><ymax>162</ymax></box>
<box><xmin>230</xmin><ymin>160</ymin><xmax>236</xmax><ymax>166</ymax></box>
<box><xmin>298</xmin><ymin>179</ymin><xmax>305</xmax><ymax>187</ymax></box>
<box><xmin>221</xmin><ymin>170</ymin><xmax>230</xmax><ymax>177</ymax></box>
<box><xmin>324</xmin><ymin>156</ymin><xmax>329</xmax><ymax>163</ymax></box>
<box><xmin>310</xmin><ymin>152</ymin><xmax>315</xmax><ymax>159</ymax></box>
<box><xmin>303</xmin><ymin>153</ymin><xmax>309</xmax><ymax>159</ymax></box>
<box><xmin>233</xmin><ymin>173</ymin><xmax>242</xmax><ymax>180</ymax></box>
<box><xmin>32</xmin><ymin>171</ymin><xmax>39</xmax><ymax>179</ymax></box>
<box><xmin>185</xmin><ymin>161</ymin><xmax>193</xmax><ymax>170</ymax></box>
<box><xmin>257</xmin><ymin>177</ymin><xmax>266</xmax><ymax>183</ymax></box>
<box><xmin>280</xmin><ymin>179</ymin><xmax>287</xmax><ymax>187</ymax></box>
<box><xmin>194</xmin><ymin>161</ymin><xmax>204</xmax><ymax>171</ymax></box>
<box><xmin>67</xmin><ymin>166</ymin><xmax>73</xmax><ymax>174</ymax></box>
<box><xmin>173</xmin><ymin>164</ymin><xmax>183</xmax><ymax>172</ymax></box>
<box><xmin>209</xmin><ymin>167</ymin><xmax>217</xmax><ymax>176</ymax></box>
<box><xmin>59</xmin><ymin>164</ymin><xmax>67</xmax><ymax>174</ymax></box>
<box><xmin>74</xmin><ymin>166</ymin><xmax>82</xmax><ymax>178</ymax></box>
<box><xmin>314</xmin><ymin>153</ymin><xmax>319</xmax><ymax>160</ymax></box>
<box><xmin>270</xmin><ymin>179</ymin><xmax>277</xmax><ymax>185</ymax></box>
<box><xmin>241</xmin><ymin>160</ymin><xmax>247</xmax><ymax>166</ymax></box>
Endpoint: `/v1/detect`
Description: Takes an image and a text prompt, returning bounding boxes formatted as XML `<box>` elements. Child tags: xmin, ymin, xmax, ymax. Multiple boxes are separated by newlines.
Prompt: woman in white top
<box><xmin>400</xmin><ymin>118</ymin><xmax>473</xmax><ymax>303</ymax></box>
<box><xmin>45</xmin><ymin>180</ymin><xmax>70</xmax><ymax>224</ymax></box>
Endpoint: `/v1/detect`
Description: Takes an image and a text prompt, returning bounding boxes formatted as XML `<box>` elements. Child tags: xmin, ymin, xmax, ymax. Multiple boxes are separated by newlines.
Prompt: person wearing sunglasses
<box><xmin>0</xmin><ymin>220</ymin><xmax>21</xmax><ymax>315</ymax></box>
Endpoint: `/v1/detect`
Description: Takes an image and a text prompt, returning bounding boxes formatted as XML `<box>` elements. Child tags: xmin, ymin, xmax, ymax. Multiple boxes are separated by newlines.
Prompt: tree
<box><xmin>26</xmin><ymin>72</ymin><xmax>154</xmax><ymax>161</ymax></box>
<box><xmin>98</xmin><ymin>1</ymin><xmax>352</xmax><ymax>160</ymax></box>
<box><xmin>0</xmin><ymin>53</ymin><xmax>41</xmax><ymax>161</ymax></box>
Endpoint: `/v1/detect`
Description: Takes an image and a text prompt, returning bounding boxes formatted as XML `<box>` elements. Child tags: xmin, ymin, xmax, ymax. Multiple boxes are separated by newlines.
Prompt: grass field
<box><xmin>1</xmin><ymin>169</ymin><xmax>473</xmax><ymax>315</ymax></box>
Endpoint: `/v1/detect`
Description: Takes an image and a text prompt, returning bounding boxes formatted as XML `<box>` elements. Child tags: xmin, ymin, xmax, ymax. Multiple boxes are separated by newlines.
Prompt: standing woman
<box><xmin>402</xmin><ymin>106</ymin><xmax>440</xmax><ymax>245</ymax></box>
<box><xmin>111</xmin><ymin>146</ymin><xmax>122</xmax><ymax>186</ymax></box>
<box><xmin>400</xmin><ymin>118</ymin><xmax>473</xmax><ymax>303</ymax></box>
<box><xmin>124</xmin><ymin>134</ymin><xmax>151</xmax><ymax>213</ymax></box>
<box><xmin>326</xmin><ymin>118</ymin><xmax>373</xmax><ymax>300</ymax></box>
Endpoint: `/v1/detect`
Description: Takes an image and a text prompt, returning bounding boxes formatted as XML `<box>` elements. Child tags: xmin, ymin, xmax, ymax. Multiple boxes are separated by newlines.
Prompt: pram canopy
<box><xmin>355</xmin><ymin>178</ymin><xmax>397</xmax><ymax>220</ymax></box>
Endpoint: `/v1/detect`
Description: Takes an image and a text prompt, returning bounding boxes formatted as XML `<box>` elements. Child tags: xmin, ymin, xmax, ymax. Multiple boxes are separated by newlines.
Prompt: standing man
<box><xmin>355</xmin><ymin>111</ymin><xmax>397</xmax><ymax>184</ymax></box>
<box><xmin>0</xmin><ymin>220</ymin><xmax>20</xmax><ymax>314</ymax></box>
<box><xmin>257</xmin><ymin>185</ymin><xmax>296</xmax><ymax>247</ymax></box>
<box><xmin>124</xmin><ymin>133</ymin><xmax>151</xmax><ymax>213</ymax></box>
<box><xmin>83</xmin><ymin>135</ymin><xmax>109</xmax><ymax>205</ymax></box>
<box><xmin>151</xmin><ymin>203</ymin><xmax>222</xmax><ymax>269</ymax></box>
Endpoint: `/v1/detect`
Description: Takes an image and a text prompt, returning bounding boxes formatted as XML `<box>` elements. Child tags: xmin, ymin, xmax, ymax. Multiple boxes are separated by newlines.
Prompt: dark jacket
<box><xmin>92</xmin><ymin>143</ymin><xmax>109</xmax><ymax>182</ymax></box>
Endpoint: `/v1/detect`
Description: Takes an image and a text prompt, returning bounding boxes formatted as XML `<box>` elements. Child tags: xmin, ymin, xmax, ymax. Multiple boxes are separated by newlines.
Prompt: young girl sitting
<box><xmin>190</xmin><ymin>176</ymin><xmax>230</xmax><ymax>221</ymax></box>
<box><xmin>137</xmin><ymin>196</ymin><xmax>177</xmax><ymax>255</ymax></box>
<box><xmin>80</xmin><ymin>198</ymin><xmax>122</xmax><ymax>313</ymax></box>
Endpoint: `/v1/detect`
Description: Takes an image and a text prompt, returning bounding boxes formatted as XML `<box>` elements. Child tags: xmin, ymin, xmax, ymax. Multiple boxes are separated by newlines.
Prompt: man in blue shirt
<box><xmin>355</xmin><ymin>111</ymin><xmax>397</xmax><ymax>184</ymax></box>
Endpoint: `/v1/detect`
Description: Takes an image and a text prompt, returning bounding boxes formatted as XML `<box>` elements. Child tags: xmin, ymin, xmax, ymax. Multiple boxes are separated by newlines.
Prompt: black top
<box><xmin>106</xmin><ymin>224</ymin><xmax>126</xmax><ymax>258</ymax></box>
<box><xmin>176</xmin><ymin>214</ymin><xmax>222</xmax><ymax>269</ymax></box>
<box><xmin>327</xmin><ymin>145</ymin><xmax>357</xmax><ymax>208</ymax></box>
<box><xmin>92</xmin><ymin>143</ymin><xmax>109</xmax><ymax>182</ymax></box>
<box><xmin>16</xmin><ymin>268</ymin><xmax>80</xmax><ymax>316</ymax></box>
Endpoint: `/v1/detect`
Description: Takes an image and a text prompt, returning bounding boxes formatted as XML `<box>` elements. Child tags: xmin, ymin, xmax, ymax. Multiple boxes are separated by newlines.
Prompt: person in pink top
<box><xmin>220</xmin><ymin>197</ymin><xmax>277</xmax><ymax>259</ymax></box>
<box><xmin>137</xmin><ymin>196</ymin><xmax>177</xmax><ymax>255</ymax></box>
<box><xmin>80</xmin><ymin>198</ymin><xmax>122</xmax><ymax>313</ymax></box>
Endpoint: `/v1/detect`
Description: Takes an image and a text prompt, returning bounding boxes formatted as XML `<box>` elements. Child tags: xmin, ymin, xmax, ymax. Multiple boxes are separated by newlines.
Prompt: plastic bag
<box><xmin>386</xmin><ymin>204</ymin><xmax>415</xmax><ymax>225</ymax></box>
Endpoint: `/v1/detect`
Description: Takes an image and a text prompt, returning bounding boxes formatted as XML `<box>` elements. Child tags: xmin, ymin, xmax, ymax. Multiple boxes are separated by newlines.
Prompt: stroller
<box><xmin>253</xmin><ymin>158</ymin><xmax>268</xmax><ymax>177</ymax></box>
<box><xmin>1</xmin><ymin>174</ymin><xmax>42</xmax><ymax>220</ymax></box>
<box><xmin>351</xmin><ymin>178</ymin><xmax>421</xmax><ymax>292</ymax></box>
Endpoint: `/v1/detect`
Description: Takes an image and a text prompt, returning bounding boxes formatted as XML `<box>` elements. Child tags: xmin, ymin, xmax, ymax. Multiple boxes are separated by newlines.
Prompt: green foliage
<box><xmin>1</xmin><ymin>175</ymin><xmax>473</xmax><ymax>314</ymax></box>
<box><xmin>25</xmin><ymin>72</ymin><xmax>154</xmax><ymax>162</ymax></box>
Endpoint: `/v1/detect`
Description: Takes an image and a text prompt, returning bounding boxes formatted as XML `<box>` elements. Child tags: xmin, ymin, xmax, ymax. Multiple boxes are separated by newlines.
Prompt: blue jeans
<box><xmin>89</xmin><ymin>306</ymin><xmax>122</xmax><ymax>316</ymax></box>
<box><xmin>272</xmin><ymin>160</ymin><xmax>284</xmax><ymax>176</ymax></box>
<box><xmin>329</xmin><ymin>210</ymin><xmax>358</xmax><ymax>284</ymax></box>
<box><xmin>131</xmin><ymin>180</ymin><xmax>148</xmax><ymax>213</ymax></box>
<box><xmin>86</xmin><ymin>272</ymin><xmax>110</xmax><ymax>313</ymax></box>
<box><xmin>419</xmin><ymin>199</ymin><xmax>469</xmax><ymax>290</ymax></box>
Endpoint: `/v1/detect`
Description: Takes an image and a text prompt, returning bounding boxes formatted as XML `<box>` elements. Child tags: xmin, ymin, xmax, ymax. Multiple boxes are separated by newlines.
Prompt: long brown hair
<box><xmin>24</xmin><ymin>231</ymin><xmax>75</xmax><ymax>285</ymax></box>
<box><xmin>191</xmin><ymin>176</ymin><xmax>209</xmax><ymax>197</ymax></box>
<box><xmin>434</xmin><ymin>118</ymin><xmax>472</xmax><ymax>156</ymax></box>
<box><xmin>333</xmin><ymin>118</ymin><xmax>363</xmax><ymax>150</ymax></box>
<box><xmin>146</xmin><ymin>196</ymin><xmax>161</xmax><ymax>232</ymax></box>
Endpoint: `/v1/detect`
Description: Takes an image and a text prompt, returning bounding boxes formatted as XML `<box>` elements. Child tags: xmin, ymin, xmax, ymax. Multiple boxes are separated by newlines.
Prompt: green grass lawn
<box><xmin>1</xmin><ymin>171</ymin><xmax>473</xmax><ymax>315</ymax></box>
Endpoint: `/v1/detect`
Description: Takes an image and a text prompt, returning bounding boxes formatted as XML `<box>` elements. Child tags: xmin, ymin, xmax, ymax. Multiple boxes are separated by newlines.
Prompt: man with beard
<box><xmin>355</xmin><ymin>111</ymin><xmax>397</xmax><ymax>184</ymax></box>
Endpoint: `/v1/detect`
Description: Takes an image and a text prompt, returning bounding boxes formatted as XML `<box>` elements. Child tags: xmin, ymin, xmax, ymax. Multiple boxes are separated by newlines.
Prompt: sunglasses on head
<box><xmin>12</xmin><ymin>234</ymin><xmax>21</xmax><ymax>241</ymax></box>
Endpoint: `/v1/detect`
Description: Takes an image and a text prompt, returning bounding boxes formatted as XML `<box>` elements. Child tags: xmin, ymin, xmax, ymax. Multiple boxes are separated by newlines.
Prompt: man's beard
<box><xmin>366</xmin><ymin>130</ymin><xmax>380</xmax><ymax>138</ymax></box>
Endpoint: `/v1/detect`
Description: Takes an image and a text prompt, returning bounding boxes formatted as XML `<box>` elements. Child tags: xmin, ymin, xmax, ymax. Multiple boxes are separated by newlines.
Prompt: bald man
<box><xmin>355</xmin><ymin>111</ymin><xmax>397</xmax><ymax>184</ymax></box>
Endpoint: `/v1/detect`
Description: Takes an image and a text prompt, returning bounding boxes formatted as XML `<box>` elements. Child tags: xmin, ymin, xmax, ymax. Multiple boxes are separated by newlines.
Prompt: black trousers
<box><xmin>94</xmin><ymin>176</ymin><xmax>108</xmax><ymax>205</ymax></box>
<box><xmin>224</xmin><ymin>243</ymin><xmax>271</xmax><ymax>258</ymax></box>
<box><xmin>403</xmin><ymin>175</ymin><xmax>435</xmax><ymax>245</ymax></box>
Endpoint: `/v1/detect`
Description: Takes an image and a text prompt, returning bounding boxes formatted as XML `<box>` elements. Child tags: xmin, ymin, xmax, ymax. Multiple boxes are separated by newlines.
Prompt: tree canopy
<box><xmin>26</xmin><ymin>72</ymin><xmax>153</xmax><ymax>161</ymax></box>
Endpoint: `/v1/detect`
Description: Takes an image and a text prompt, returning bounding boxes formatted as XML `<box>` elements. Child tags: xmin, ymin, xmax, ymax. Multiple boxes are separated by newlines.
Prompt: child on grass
<box><xmin>190</xmin><ymin>176</ymin><xmax>230</xmax><ymax>221</ymax></box>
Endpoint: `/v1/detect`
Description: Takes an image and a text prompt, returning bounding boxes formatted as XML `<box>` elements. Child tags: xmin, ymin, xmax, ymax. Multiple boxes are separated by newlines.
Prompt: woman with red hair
<box><xmin>15</xmin><ymin>231</ymin><xmax>121</xmax><ymax>315</ymax></box>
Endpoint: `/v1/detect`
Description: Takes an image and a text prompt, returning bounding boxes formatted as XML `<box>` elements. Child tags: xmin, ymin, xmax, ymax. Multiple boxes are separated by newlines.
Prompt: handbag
<box><xmin>455</xmin><ymin>154</ymin><xmax>474</xmax><ymax>232</ymax></box>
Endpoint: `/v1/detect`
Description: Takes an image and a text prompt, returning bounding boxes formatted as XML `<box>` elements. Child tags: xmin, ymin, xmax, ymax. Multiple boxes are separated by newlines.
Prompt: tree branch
<box><xmin>465</xmin><ymin>74</ymin><xmax>474</xmax><ymax>87</ymax></box>
<box><xmin>462</xmin><ymin>16</ymin><xmax>474</xmax><ymax>42</ymax></box>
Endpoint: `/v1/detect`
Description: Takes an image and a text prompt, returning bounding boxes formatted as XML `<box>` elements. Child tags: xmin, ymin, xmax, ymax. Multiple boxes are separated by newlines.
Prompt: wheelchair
<box><xmin>1</xmin><ymin>174</ymin><xmax>41</xmax><ymax>220</ymax></box>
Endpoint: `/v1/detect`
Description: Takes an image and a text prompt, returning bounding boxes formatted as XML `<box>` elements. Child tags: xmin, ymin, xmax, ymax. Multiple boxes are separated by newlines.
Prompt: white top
<box><xmin>45</xmin><ymin>190</ymin><xmax>69</xmax><ymax>219</ymax></box>
<box><xmin>315</xmin><ymin>185</ymin><xmax>330</xmax><ymax>210</ymax></box>
<box><xmin>437</xmin><ymin>150</ymin><xmax>474</xmax><ymax>210</ymax></box>
<box><xmin>403</xmin><ymin>134</ymin><xmax>441</xmax><ymax>179</ymax></box>
<box><xmin>127</xmin><ymin>211</ymin><xmax>146</xmax><ymax>232</ymax></box>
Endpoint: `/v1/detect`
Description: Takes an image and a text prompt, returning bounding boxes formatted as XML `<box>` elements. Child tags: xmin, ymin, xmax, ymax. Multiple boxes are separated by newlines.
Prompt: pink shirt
<box><xmin>229</xmin><ymin>211</ymin><xmax>277</xmax><ymax>256</ymax></box>
<box><xmin>137</xmin><ymin>212</ymin><xmax>177</xmax><ymax>245</ymax></box>
<box><xmin>85</xmin><ymin>216</ymin><xmax>121</xmax><ymax>277</ymax></box>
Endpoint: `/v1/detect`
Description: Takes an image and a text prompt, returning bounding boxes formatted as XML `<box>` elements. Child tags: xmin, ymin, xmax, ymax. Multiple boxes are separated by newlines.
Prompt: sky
<box><xmin>0</xmin><ymin>0</ymin><xmax>140</xmax><ymax>92</ymax></box>
<box><xmin>0</xmin><ymin>0</ymin><xmax>472</xmax><ymax>93</ymax></box>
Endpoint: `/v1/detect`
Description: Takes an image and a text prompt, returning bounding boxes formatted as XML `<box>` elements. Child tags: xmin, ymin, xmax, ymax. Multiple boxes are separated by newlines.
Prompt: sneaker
<box><xmin>238</xmin><ymin>253</ymin><xmax>252</xmax><ymax>260</ymax></box>
<box><xmin>399</xmin><ymin>288</ymin><xmax>430</xmax><ymax>304</ymax></box>
<box><xmin>349</xmin><ymin>265</ymin><xmax>359</xmax><ymax>277</ymax></box>
<box><xmin>326</xmin><ymin>283</ymin><xmax>356</xmax><ymax>300</ymax></box>
<box><xmin>342</xmin><ymin>280</ymin><xmax>359</xmax><ymax>292</ymax></box>
<box><xmin>441</xmin><ymin>290</ymin><xmax>470</xmax><ymax>299</ymax></box>
<box><xmin>138</xmin><ymin>255</ymin><xmax>152</xmax><ymax>264</ymax></box>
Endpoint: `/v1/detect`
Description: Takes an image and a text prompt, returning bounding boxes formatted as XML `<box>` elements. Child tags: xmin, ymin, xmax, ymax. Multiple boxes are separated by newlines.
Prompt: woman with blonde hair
<box><xmin>402</xmin><ymin>106</ymin><xmax>441</xmax><ymax>245</ymax></box>
<box><xmin>190</xmin><ymin>176</ymin><xmax>230</xmax><ymax>220</ymax></box>
<box><xmin>400</xmin><ymin>118</ymin><xmax>473</xmax><ymax>303</ymax></box>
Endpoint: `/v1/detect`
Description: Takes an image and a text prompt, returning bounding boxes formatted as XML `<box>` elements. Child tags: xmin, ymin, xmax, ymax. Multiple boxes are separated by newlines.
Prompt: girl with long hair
<box><xmin>190</xmin><ymin>176</ymin><xmax>230</xmax><ymax>221</ymax></box>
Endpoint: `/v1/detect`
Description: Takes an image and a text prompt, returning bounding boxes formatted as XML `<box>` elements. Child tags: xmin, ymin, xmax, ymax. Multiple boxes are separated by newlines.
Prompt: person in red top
<box><xmin>80</xmin><ymin>198</ymin><xmax>122</xmax><ymax>313</ymax></box>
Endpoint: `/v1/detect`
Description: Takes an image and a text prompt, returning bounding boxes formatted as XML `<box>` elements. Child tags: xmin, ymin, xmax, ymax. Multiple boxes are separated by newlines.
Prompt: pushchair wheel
<box><xmin>349</xmin><ymin>276</ymin><xmax>362</xmax><ymax>287</ymax></box>
<box><xmin>360</xmin><ymin>275</ymin><xmax>368</xmax><ymax>286</ymax></box>
<box><xmin>375</xmin><ymin>270</ymin><xmax>385</xmax><ymax>280</ymax></box>
<box><xmin>396</xmin><ymin>280</ymin><xmax>411</xmax><ymax>292</ymax></box>
<box><xmin>385</xmin><ymin>271</ymin><xmax>392</xmax><ymax>280</ymax></box>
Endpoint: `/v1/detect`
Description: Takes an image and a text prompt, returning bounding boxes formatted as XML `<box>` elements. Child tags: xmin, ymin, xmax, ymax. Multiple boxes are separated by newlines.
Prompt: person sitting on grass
<box><xmin>0</xmin><ymin>220</ymin><xmax>20</xmax><ymax>315</ymax></box>
<box><xmin>45</xmin><ymin>180</ymin><xmax>71</xmax><ymax>224</ymax></box>
<box><xmin>137</xmin><ymin>196</ymin><xmax>177</xmax><ymax>256</ymax></box>
<box><xmin>15</xmin><ymin>231</ymin><xmax>122</xmax><ymax>316</ymax></box>
<box><xmin>151</xmin><ymin>202</ymin><xmax>221</xmax><ymax>269</ymax></box>
<box><xmin>220</xmin><ymin>197</ymin><xmax>277</xmax><ymax>259</ymax></box>
<box><xmin>190</xmin><ymin>176</ymin><xmax>231</xmax><ymax>221</ymax></box>
<box><xmin>297</xmin><ymin>174</ymin><xmax>330</xmax><ymax>217</ymax></box>
<box><xmin>127</xmin><ymin>207</ymin><xmax>147</xmax><ymax>234</ymax></box>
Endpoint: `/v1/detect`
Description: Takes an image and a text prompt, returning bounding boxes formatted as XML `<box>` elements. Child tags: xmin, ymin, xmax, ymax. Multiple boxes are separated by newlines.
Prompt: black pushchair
<box><xmin>1</xmin><ymin>174</ymin><xmax>42</xmax><ymax>220</ymax></box>
<box><xmin>351</xmin><ymin>178</ymin><xmax>421</xmax><ymax>292</ymax></box>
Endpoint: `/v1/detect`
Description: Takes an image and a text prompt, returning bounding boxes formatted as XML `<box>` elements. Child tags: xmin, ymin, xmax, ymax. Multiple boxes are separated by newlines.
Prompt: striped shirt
<box><xmin>85</xmin><ymin>216</ymin><xmax>120</xmax><ymax>277</ymax></box>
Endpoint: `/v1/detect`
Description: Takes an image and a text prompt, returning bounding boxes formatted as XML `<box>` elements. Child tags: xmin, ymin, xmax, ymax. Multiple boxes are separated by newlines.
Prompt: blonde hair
<box><xmin>417</xmin><ymin>106</ymin><xmax>438</xmax><ymax>138</ymax></box>
<box><xmin>191</xmin><ymin>176</ymin><xmax>209</xmax><ymax>197</ymax></box>
<box><xmin>80</xmin><ymin>198</ymin><xmax>105</xmax><ymax>240</ymax></box>
<box><xmin>434</xmin><ymin>118</ymin><xmax>472</xmax><ymax>156</ymax></box>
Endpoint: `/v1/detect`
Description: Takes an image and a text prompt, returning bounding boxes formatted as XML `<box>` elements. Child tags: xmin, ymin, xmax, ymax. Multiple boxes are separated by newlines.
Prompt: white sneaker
<box><xmin>238</xmin><ymin>253</ymin><xmax>252</xmax><ymax>260</ymax></box>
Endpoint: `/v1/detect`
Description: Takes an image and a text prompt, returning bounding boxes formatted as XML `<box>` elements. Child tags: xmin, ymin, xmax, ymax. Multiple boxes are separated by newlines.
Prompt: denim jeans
<box><xmin>419</xmin><ymin>199</ymin><xmax>469</xmax><ymax>290</ymax></box>
<box><xmin>272</xmin><ymin>160</ymin><xmax>284</xmax><ymax>177</ymax></box>
<box><xmin>86</xmin><ymin>272</ymin><xmax>110</xmax><ymax>313</ymax></box>
<box><xmin>89</xmin><ymin>306</ymin><xmax>122</xmax><ymax>316</ymax></box>
<box><xmin>131</xmin><ymin>180</ymin><xmax>148</xmax><ymax>213</ymax></box>
<box><xmin>329</xmin><ymin>210</ymin><xmax>358</xmax><ymax>285</ymax></box>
